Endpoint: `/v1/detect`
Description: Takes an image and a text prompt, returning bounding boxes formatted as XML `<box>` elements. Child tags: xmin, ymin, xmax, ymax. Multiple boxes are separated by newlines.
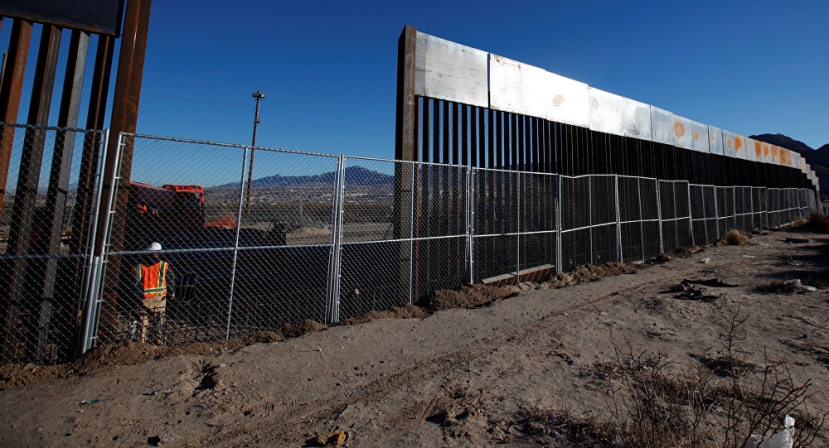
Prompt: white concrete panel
<box><xmin>588</xmin><ymin>88</ymin><xmax>625</xmax><ymax>137</ymax></box>
<box><xmin>708</xmin><ymin>126</ymin><xmax>723</xmax><ymax>155</ymax></box>
<box><xmin>744</xmin><ymin>137</ymin><xmax>757</xmax><ymax>162</ymax></box>
<box><xmin>673</xmin><ymin>115</ymin><xmax>694</xmax><ymax>149</ymax></box>
<box><xmin>650</xmin><ymin>107</ymin><xmax>674</xmax><ymax>145</ymax></box>
<box><xmin>624</xmin><ymin>99</ymin><xmax>652</xmax><ymax>140</ymax></box>
<box><xmin>489</xmin><ymin>55</ymin><xmax>548</xmax><ymax>118</ymax></box>
<box><xmin>414</xmin><ymin>32</ymin><xmax>489</xmax><ymax>107</ymax></box>
<box><xmin>691</xmin><ymin>119</ymin><xmax>709</xmax><ymax>153</ymax></box>
<box><xmin>544</xmin><ymin>71</ymin><xmax>590</xmax><ymax>127</ymax></box>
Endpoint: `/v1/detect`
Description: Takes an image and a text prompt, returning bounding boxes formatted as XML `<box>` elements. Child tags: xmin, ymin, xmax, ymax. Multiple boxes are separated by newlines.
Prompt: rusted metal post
<box><xmin>30</xmin><ymin>29</ymin><xmax>90</xmax><ymax>362</ymax></box>
<box><xmin>71</xmin><ymin>35</ymin><xmax>114</xmax><ymax>258</ymax></box>
<box><xmin>95</xmin><ymin>0</ymin><xmax>152</xmax><ymax>338</ymax></box>
<box><xmin>3</xmin><ymin>24</ymin><xmax>62</xmax><ymax>362</ymax></box>
<box><xmin>0</xmin><ymin>18</ymin><xmax>32</xmax><ymax>211</ymax></box>
<box><xmin>394</xmin><ymin>25</ymin><xmax>416</xmax><ymax>299</ymax></box>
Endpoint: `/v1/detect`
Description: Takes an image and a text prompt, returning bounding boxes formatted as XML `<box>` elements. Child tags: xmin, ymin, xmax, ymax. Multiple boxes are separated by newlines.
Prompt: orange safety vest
<box><xmin>134</xmin><ymin>261</ymin><xmax>169</xmax><ymax>299</ymax></box>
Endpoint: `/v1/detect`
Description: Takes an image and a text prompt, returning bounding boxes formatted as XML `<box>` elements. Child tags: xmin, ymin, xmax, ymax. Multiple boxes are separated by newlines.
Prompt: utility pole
<box><xmin>246</xmin><ymin>90</ymin><xmax>265</xmax><ymax>217</ymax></box>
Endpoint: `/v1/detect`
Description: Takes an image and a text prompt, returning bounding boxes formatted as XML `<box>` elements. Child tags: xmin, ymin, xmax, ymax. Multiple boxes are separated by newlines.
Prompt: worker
<box><xmin>132</xmin><ymin>242</ymin><xmax>174</xmax><ymax>344</ymax></box>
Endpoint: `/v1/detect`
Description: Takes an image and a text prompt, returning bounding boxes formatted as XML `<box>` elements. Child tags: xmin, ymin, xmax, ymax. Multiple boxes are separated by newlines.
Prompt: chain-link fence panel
<box><xmin>97</xmin><ymin>135</ymin><xmax>251</xmax><ymax>345</ymax></box>
<box><xmin>0</xmin><ymin>124</ymin><xmax>107</xmax><ymax>364</ymax></box>
<box><xmin>717</xmin><ymin>186</ymin><xmax>735</xmax><ymax>236</ymax></box>
<box><xmin>689</xmin><ymin>185</ymin><xmax>707</xmax><ymax>246</ymax></box>
<box><xmin>752</xmin><ymin>187</ymin><xmax>766</xmax><ymax>230</ymax></box>
<box><xmin>589</xmin><ymin>175</ymin><xmax>618</xmax><ymax>264</ymax></box>
<box><xmin>472</xmin><ymin>168</ymin><xmax>519</xmax><ymax>283</ymax></box>
<box><xmin>338</xmin><ymin>158</ymin><xmax>418</xmax><ymax>319</ymax></box>
<box><xmin>411</xmin><ymin>163</ymin><xmax>467</xmax><ymax>296</ymax></box>
<box><xmin>639</xmin><ymin>178</ymin><xmax>661</xmax><ymax>259</ymax></box>
<box><xmin>618</xmin><ymin>176</ymin><xmax>643</xmax><ymax>263</ymax></box>
<box><xmin>517</xmin><ymin>172</ymin><xmax>557</xmax><ymax>281</ymax></box>
<box><xmin>230</xmin><ymin>148</ymin><xmax>341</xmax><ymax>335</ymax></box>
<box><xmin>560</xmin><ymin>176</ymin><xmax>592</xmax><ymax>271</ymax></box>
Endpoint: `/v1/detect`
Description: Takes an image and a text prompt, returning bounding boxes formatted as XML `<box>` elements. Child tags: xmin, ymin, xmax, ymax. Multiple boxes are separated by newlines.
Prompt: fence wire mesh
<box><xmin>0</xmin><ymin>126</ymin><xmax>820</xmax><ymax>363</ymax></box>
<box><xmin>0</xmin><ymin>123</ymin><xmax>107</xmax><ymax>364</ymax></box>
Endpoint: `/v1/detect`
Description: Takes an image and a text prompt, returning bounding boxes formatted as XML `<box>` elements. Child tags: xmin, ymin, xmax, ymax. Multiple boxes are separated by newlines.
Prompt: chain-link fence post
<box><xmin>409</xmin><ymin>163</ymin><xmax>416</xmax><ymax>304</ymax></box>
<box><xmin>325</xmin><ymin>155</ymin><xmax>346</xmax><ymax>324</ymax></box>
<box><xmin>637</xmin><ymin>178</ymin><xmax>645</xmax><ymax>262</ymax></box>
<box><xmin>78</xmin><ymin>129</ymin><xmax>112</xmax><ymax>356</ymax></box>
<box><xmin>656</xmin><ymin>180</ymin><xmax>664</xmax><ymax>254</ymax></box>
<box><xmin>712</xmin><ymin>185</ymin><xmax>720</xmax><ymax>240</ymax></box>
<box><xmin>686</xmin><ymin>182</ymin><xmax>694</xmax><ymax>247</ymax></box>
<box><xmin>589</xmin><ymin>176</ymin><xmax>594</xmax><ymax>265</ymax></box>
<box><xmin>614</xmin><ymin>175</ymin><xmax>622</xmax><ymax>262</ymax></box>
<box><xmin>732</xmin><ymin>187</ymin><xmax>737</xmax><ymax>230</ymax></box>
<box><xmin>555</xmin><ymin>174</ymin><xmax>562</xmax><ymax>273</ymax></box>
<box><xmin>224</xmin><ymin>147</ymin><xmax>250</xmax><ymax>340</ymax></box>
<box><xmin>466</xmin><ymin>166</ymin><xmax>474</xmax><ymax>285</ymax></box>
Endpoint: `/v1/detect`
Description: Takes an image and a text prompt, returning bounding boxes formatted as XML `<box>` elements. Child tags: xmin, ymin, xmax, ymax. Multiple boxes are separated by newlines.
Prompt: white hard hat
<box><xmin>146</xmin><ymin>242</ymin><xmax>162</xmax><ymax>251</ymax></box>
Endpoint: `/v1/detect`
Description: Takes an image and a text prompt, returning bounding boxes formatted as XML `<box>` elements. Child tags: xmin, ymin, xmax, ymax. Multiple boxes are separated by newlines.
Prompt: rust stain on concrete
<box><xmin>674</xmin><ymin>121</ymin><xmax>685</xmax><ymax>138</ymax></box>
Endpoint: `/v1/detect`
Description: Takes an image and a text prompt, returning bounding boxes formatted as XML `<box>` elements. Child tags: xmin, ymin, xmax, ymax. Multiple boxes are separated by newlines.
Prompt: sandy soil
<box><xmin>1</xmin><ymin>228</ymin><xmax>828</xmax><ymax>447</ymax></box>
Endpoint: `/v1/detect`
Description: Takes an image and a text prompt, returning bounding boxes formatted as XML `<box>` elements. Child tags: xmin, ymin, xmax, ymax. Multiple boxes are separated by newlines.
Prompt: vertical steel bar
<box><xmin>224</xmin><ymin>147</ymin><xmax>250</xmax><ymax>340</ymax></box>
<box><xmin>614</xmin><ymin>175</ymin><xmax>622</xmax><ymax>262</ymax></box>
<box><xmin>0</xmin><ymin>19</ymin><xmax>33</xmax><ymax>211</ymax></box>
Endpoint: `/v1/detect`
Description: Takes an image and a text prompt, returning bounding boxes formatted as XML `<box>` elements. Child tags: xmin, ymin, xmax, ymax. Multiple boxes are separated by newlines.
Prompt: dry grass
<box><xmin>725</xmin><ymin>229</ymin><xmax>749</xmax><ymax>246</ymax></box>
<box><xmin>540</xmin><ymin>305</ymin><xmax>828</xmax><ymax>447</ymax></box>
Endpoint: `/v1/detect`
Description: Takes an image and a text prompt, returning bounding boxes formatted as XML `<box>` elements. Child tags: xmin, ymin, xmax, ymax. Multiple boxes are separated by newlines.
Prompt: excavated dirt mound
<box><xmin>0</xmin><ymin>321</ymin><xmax>326</xmax><ymax>391</ymax></box>
<box><xmin>543</xmin><ymin>261</ymin><xmax>643</xmax><ymax>288</ymax></box>
<box><xmin>420</xmin><ymin>284</ymin><xmax>513</xmax><ymax>312</ymax></box>
<box><xmin>280</xmin><ymin>319</ymin><xmax>327</xmax><ymax>338</ymax></box>
<box><xmin>342</xmin><ymin>304</ymin><xmax>429</xmax><ymax>325</ymax></box>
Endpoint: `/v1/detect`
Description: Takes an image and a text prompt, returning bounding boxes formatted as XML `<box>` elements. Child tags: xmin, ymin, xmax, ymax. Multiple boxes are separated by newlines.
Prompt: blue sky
<box><xmin>3</xmin><ymin>0</ymin><xmax>829</xmax><ymax>161</ymax></box>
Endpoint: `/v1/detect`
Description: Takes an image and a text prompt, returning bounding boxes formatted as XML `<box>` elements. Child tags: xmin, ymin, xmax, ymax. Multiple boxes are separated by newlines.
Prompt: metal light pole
<box><xmin>246</xmin><ymin>90</ymin><xmax>265</xmax><ymax>217</ymax></box>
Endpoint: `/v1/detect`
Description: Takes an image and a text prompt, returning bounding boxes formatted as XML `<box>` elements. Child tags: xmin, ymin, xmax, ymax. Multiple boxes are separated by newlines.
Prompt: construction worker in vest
<box><xmin>132</xmin><ymin>242</ymin><xmax>175</xmax><ymax>344</ymax></box>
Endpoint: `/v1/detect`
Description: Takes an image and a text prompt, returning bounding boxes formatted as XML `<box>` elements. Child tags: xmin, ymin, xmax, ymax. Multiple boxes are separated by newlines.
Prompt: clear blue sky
<box><xmin>5</xmin><ymin>0</ymin><xmax>829</xmax><ymax>159</ymax></box>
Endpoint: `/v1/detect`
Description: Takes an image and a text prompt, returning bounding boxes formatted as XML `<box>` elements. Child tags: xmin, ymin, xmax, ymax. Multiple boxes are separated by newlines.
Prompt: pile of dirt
<box><xmin>0</xmin><ymin>321</ymin><xmax>326</xmax><ymax>391</ymax></box>
<box><xmin>280</xmin><ymin>319</ymin><xmax>327</xmax><ymax>338</ymax></box>
<box><xmin>419</xmin><ymin>284</ymin><xmax>513</xmax><ymax>312</ymax></box>
<box><xmin>543</xmin><ymin>262</ymin><xmax>642</xmax><ymax>288</ymax></box>
<box><xmin>342</xmin><ymin>304</ymin><xmax>429</xmax><ymax>325</ymax></box>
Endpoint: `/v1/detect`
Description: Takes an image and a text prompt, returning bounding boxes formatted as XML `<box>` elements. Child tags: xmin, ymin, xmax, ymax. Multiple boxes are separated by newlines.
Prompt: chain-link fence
<box><xmin>0</xmin><ymin>128</ymin><xmax>820</xmax><ymax>362</ymax></box>
<box><xmin>0</xmin><ymin>123</ymin><xmax>108</xmax><ymax>364</ymax></box>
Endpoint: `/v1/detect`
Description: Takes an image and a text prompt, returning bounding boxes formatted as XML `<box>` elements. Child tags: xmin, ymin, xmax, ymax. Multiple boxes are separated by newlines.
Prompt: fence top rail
<box><xmin>0</xmin><ymin>121</ymin><xmax>106</xmax><ymax>134</ymax></box>
<box><xmin>688</xmin><ymin>183</ymin><xmax>716</xmax><ymax>188</ymax></box>
<box><xmin>658</xmin><ymin>179</ymin><xmax>691</xmax><ymax>185</ymax></box>
<box><xmin>346</xmin><ymin>154</ymin><xmax>464</xmax><ymax>170</ymax></box>
<box><xmin>560</xmin><ymin>173</ymin><xmax>623</xmax><ymax>180</ymax></box>
<box><xmin>124</xmin><ymin>132</ymin><xmax>340</xmax><ymax>160</ymax></box>
<box><xmin>618</xmin><ymin>174</ymin><xmax>658</xmax><ymax>181</ymax></box>
<box><xmin>473</xmin><ymin>166</ymin><xmax>558</xmax><ymax>177</ymax></box>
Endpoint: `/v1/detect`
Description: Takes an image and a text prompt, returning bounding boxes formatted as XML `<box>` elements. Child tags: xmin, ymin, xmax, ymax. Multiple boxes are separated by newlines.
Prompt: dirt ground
<box><xmin>1</xmin><ymin>227</ymin><xmax>828</xmax><ymax>447</ymax></box>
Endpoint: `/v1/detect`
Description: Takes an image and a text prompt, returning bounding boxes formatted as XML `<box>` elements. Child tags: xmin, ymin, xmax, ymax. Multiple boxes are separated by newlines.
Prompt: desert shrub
<box><xmin>725</xmin><ymin>229</ymin><xmax>748</xmax><ymax>246</ymax></box>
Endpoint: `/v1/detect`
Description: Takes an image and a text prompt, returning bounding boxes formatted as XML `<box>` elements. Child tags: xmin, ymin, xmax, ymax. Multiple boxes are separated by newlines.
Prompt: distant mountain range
<box><xmin>212</xmin><ymin>165</ymin><xmax>394</xmax><ymax>189</ymax></box>
<box><xmin>749</xmin><ymin>133</ymin><xmax>829</xmax><ymax>197</ymax></box>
